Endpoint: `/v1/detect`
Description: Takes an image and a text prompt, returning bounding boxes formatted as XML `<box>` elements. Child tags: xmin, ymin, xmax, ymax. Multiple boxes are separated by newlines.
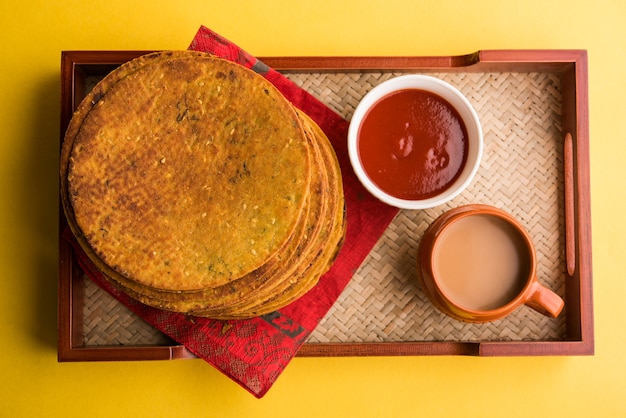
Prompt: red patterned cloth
<box><xmin>64</xmin><ymin>26</ymin><xmax>398</xmax><ymax>398</ymax></box>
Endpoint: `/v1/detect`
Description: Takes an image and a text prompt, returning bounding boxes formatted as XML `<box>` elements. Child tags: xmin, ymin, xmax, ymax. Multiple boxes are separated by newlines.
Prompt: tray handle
<box><xmin>564</xmin><ymin>132</ymin><xmax>576</xmax><ymax>276</ymax></box>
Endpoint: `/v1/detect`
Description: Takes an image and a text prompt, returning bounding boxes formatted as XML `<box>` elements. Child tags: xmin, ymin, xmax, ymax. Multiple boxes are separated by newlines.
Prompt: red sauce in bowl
<box><xmin>357</xmin><ymin>89</ymin><xmax>468</xmax><ymax>200</ymax></box>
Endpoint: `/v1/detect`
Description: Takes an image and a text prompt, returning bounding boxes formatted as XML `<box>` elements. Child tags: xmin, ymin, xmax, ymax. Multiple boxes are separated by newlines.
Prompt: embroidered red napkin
<box><xmin>63</xmin><ymin>26</ymin><xmax>398</xmax><ymax>398</ymax></box>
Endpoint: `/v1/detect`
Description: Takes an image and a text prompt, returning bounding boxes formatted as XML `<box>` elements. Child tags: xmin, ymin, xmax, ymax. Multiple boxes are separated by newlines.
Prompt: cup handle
<box><xmin>524</xmin><ymin>281</ymin><xmax>565</xmax><ymax>318</ymax></box>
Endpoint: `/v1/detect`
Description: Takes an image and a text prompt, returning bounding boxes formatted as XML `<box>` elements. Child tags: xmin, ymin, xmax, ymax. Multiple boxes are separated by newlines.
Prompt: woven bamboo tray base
<box><xmin>82</xmin><ymin>70</ymin><xmax>566</xmax><ymax>347</ymax></box>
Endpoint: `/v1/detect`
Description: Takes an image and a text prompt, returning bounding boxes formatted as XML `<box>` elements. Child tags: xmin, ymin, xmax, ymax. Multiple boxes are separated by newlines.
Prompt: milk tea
<box><xmin>432</xmin><ymin>214</ymin><xmax>531</xmax><ymax>311</ymax></box>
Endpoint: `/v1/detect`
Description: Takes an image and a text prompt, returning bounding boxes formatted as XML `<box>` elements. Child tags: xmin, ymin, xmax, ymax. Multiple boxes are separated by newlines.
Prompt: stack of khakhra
<box><xmin>60</xmin><ymin>50</ymin><xmax>346</xmax><ymax>319</ymax></box>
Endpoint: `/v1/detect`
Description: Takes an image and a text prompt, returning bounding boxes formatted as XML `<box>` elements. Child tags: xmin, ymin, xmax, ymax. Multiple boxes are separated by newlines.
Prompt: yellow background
<box><xmin>1</xmin><ymin>0</ymin><xmax>624</xmax><ymax>416</ymax></box>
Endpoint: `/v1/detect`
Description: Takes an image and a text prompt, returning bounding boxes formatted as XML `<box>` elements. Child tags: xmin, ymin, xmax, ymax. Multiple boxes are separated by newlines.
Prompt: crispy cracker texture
<box><xmin>61</xmin><ymin>51</ymin><xmax>345</xmax><ymax>319</ymax></box>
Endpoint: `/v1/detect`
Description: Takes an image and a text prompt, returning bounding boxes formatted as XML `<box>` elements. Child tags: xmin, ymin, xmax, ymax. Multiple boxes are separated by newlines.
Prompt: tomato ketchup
<box><xmin>357</xmin><ymin>89</ymin><xmax>468</xmax><ymax>200</ymax></box>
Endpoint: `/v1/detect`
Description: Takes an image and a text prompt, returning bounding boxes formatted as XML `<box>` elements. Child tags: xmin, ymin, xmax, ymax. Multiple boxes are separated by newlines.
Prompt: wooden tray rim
<box><xmin>58</xmin><ymin>49</ymin><xmax>593</xmax><ymax>361</ymax></box>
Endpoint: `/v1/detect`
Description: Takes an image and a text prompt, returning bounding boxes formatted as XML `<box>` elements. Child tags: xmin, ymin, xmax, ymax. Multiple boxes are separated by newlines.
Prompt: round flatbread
<box><xmin>61</xmin><ymin>51</ymin><xmax>346</xmax><ymax>319</ymax></box>
<box><xmin>66</xmin><ymin>52</ymin><xmax>311</xmax><ymax>293</ymax></box>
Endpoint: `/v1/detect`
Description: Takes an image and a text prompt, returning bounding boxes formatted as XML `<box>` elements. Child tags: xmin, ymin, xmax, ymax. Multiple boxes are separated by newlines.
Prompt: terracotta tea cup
<box><xmin>417</xmin><ymin>204</ymin><xmax>564</xmax><ymax>323</ymax></box>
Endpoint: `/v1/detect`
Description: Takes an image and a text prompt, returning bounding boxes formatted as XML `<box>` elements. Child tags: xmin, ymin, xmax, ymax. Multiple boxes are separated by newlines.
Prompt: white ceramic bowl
<box><xmin>348</xmin><ymin>75</ymin><xmax>483</xmax><ymax>210</ymax></box>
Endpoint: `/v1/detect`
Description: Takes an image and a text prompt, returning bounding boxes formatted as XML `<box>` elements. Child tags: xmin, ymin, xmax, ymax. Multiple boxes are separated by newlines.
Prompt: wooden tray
<box><xmin>58</xmin><ymin>50</ymin><xmax>593</xmax><ymax>361</ymax></box>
